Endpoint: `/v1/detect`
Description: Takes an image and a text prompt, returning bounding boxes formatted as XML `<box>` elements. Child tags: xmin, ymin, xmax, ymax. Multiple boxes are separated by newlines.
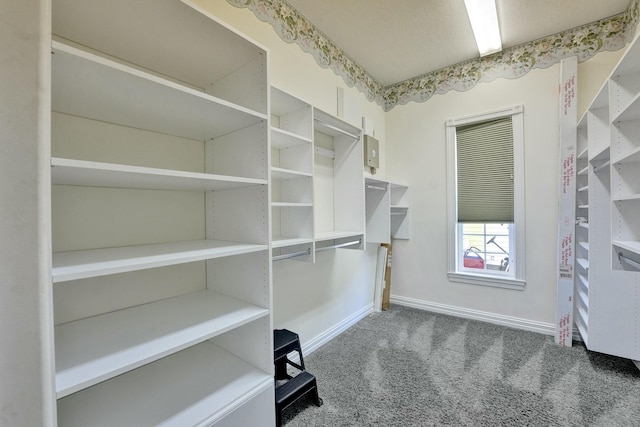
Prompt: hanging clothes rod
<box><xmin>272</xmin><ymin>248</ymin><xmax>311</xmax><ymax>262</ymax></box>
<box><xmin>618</xmin><ymin>252</ymin><xmax>640</xmax><ymax>270</ymax></box>
<box><xmin>314</xmin><ymin>118</ymin><xmax>360</xmax><ymax>140</ymax></box>
<box><xmin>365</xmin><ymin>184</ymin><xmax>386</xmax><ymax>191</ymax></box>
<box><xmin>315</xmin><ymin>239</ymin><xmax>361</xmax><ymax>252</ymax></box>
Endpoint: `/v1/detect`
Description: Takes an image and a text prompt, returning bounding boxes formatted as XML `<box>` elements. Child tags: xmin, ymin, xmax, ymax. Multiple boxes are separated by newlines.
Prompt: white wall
<box><xmin>0</xmin><ymin>0</ymin><xmax>56</xmax><ymax>425</ymax></box>
<box><xmin>386</xmin><ymin>50</ymin><xmax>624</xmax><ymax>328</ymax></box>
<box><xmin>194</xmin><ymin>0</ymin><xmax>387</xmax><ymax>348</ymax></box>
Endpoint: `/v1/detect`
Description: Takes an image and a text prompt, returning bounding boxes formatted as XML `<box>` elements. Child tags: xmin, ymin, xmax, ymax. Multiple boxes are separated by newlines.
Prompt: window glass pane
<box><xmin>460</xmin><ymin>222</ymin><xmax>514</xmax><ymax>275</ymax></box>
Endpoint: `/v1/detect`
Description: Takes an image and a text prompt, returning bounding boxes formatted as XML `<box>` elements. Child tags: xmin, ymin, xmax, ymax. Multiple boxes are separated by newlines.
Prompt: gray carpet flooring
<box><xmin>281</xmin><ymin>304</ymin><xmax>640</xmax><ymax>426</ymax></box>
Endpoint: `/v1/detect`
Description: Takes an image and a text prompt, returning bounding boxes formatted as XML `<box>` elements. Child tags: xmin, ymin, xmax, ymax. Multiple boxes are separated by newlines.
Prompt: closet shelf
<box><xmin>612</xmin><ymin>240</ymin><xmax>640</xmax><ymax>257</ymax></box>
<box><xmin>57</xmin><ymin>340</ymin><xmax>273</xmax><ymax>427</ymax></box>
<box><xmin>577</xmin><ymin>273</ymin><xmax>589</xmax><ymax>291</ymax></box>
<box><xmin>52</xmin><ymin>41</ymin><xmax>266</xmax><ymax>142</ymax></box>
<box><xmin>578</xmin><ymin>185</ymin><xmax>589</xmax><ymax>192</ymax></box>
<box><xmin>612</xmin><ymin>91</ymin><xmax>640</xmax><ymax>123</ymax></box>
<box><xmin>271</xmin><ymin>127</ymin><xmax>312</xmax><ymax>150</ymax></box>
<box><xmin>589</xmin><ymin>145</ymin><xmax>610</xmax><ymax>163</ymax></box>
<box><xmin>272</xmin><ymin>237</ymin><xmax>313</xmax><ymax>249</ymax></box>
<box><xmin>313</xmin><ymin>109</ymin><xmax>360</xmax><ymax>140</ymax></box>
<box><xmin>315</xmin><ymin>230</ymin><xmax>363</xmax><ymax>242</ymax></box>
<box><xmin>52</xmin><ymin>158</ymin><xmax>266</xmax><ymax>191</ymax></box>
<box><xmin>577</xmin><ymin>147</ymin><xmax>589</xmax><ymax>159</ymax></box>
<box><xmin>578</xmin><ymin>241</ymin><xmax>589</xmax><ymax>251</ymax></box>
<box><xmin>576</xmin><ymin>257</ymin><xmax>589</xmax><ymax>270</ymax></box>
<box><xmin>271</xmin><ymin>202</ymin><xmax>313</xmax><ymax>208</ymax></box>
<box><xmin>612</xmin><ymin>193</ymin><xmax>640</xmax><ymax>202</ymax></box>
<box><xmin>52</xmin><ymin>240</ymin><xmax>268</xmax><ymax>283</ymax></box>
<box><xmin>271</xmin><ymin>167</ymin><xmax>312</xmax><ymax>180</ymax></box>
<box><xmin>577</xmin><ymin>222</ymin><xmax>589</xmax><ymax>230</ymax></box>
<box><xmin>55</xmin><ymin>289</ymin><xmax>269</xmax><ymax>398</ymax></box>
<box><xmin>613</xmin><ymin>146</ymin><xmax>640</xmax><ymax>165</ymax></box>
<box><xmin>577</xmin><ymin>165</ymin><xmax>589</xmax><ymax>176</ymax></box>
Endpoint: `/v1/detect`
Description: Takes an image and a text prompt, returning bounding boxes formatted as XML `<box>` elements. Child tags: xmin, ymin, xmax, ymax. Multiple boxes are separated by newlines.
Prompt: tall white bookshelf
<box><xmin>575</xmin><ymin>31</ymin><xmax>640</xmax><ymax>363</ymax></box>
<box><xmin>51</xmin><ymin>0</ymin><xmax>274</xmax><ymax>425</ymax></box>
<box><xmin>364</xmin><ymin>179</ymin><xmax>410</xmax><ymax>244</ymax></box>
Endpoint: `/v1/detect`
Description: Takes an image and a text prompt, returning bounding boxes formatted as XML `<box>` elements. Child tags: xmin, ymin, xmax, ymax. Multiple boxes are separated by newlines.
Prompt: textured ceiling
<box><xmin>286</xmin><ymin>0</ymin><xmax>631</xmax><ymax>86</ymax></box>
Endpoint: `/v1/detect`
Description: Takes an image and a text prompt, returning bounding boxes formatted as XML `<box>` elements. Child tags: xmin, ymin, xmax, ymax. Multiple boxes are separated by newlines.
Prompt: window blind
<box><xmin>456</xmin><ymin>117</ymin><xmax>514</xmax><ymax>223</ymax></box>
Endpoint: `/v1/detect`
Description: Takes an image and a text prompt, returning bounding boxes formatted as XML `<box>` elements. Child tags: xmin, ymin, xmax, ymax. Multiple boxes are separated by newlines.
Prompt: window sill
<box><xmin>448</xmin><ymin>272</ymin><xmax>525</xmax><ymax>290</ymax></box>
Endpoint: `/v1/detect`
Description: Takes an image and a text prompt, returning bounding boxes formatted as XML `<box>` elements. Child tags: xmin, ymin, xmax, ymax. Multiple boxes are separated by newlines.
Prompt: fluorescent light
<box><xmin>464</xmin><ymin>0</ymin><xmax>502</xmax><ymax>56</ymax></box>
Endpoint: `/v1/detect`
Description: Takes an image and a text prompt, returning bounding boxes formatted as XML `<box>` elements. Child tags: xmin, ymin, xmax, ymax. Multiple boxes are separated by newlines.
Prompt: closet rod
<box><xmin>273</xmin><ymin>248</ymin><xmax>311</xmax><ymax>262</ymax></box>
<box><xmin>366</xmin><ymin>184</ymin><xmax>386</xmax><ymax>191</ymax></box>
<box><xmin>315</xmin><ymin>239</ymin><xmax>361</xmax><ymax>252</ymax></box>
<box><xmin>314</xmin><ymin>119</ymin><xmax>360</xmax><ymax>140</ymax></box>
<box><xmin>618</xmin><ymin>252</ymin><xmax>640</xmax><ymax>270</ymax></box>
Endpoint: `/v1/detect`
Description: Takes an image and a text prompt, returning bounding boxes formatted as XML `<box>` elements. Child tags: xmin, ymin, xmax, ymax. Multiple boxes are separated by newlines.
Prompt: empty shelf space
<box><xmin>613</xmin><ymin>91</ymin><xmax>640</xmax><ymax>123</ymax></box>
<box><xmin>577</xmin><ymin>286</ymin><xmax>589</xmax><ymax>309</ymax></box>
<box><xmin>577</xmin><ymin>165</ymin><xmax>589</xmax><ymax>175</ymax></box>
<box><xmin>576</xmin><ymin>258</ymin><xmax>589</xmax><ymax>270</ymax></box>
<box><xmin>613</xmin><ymin>146</ymin><xmax>640</xmax><ymax>165</ymax></box>
<box><xmin>577</xmin><ymin>147</ymin><xmax>589</xmax><ymax>159</ymax></box>
<box><xmin>577</xmin><ymin>204</ymin><xmax>589</xmax><ymax>209</ymax></box>
<box><xmin>589</xmin><ymin>145</ymin><xmax>610</xmax><ymax>163</ymax></box>
<box><xmin>577</xmin><ymin>304</ymin><xmax>589</xmax><ymax>329</ymax></box>
<box><xmin>52</xmin><ymin>158</ymin><xmax>266</xmax><ymax>191</ymax></box>
<box><xmin>272</xmin><ymin>237</ymin><xmax>314</xmax><ymax>249</ymax></box>
<box><xmin>575</xmin><ymin>311</ymin><xmax>589</xmax><ymax>345</ymax></box>
<box><xmin>613</xmin><ymin>240</ymin><xmax>640</xmax><ymax>257</ymax></box>
<box><xmin>271</xmin><ymin>127</ymin><xmax>312</xmax><ymax>150</ymax></box>
<box><xmin>577</xmin><ymin>274</ymin><xmax>589</xmax><ymax>292</ymax></box>
<box><xmin>57</xmin><ymin>340</ymin><xmax>273</xmax><ymax>427</ymax></box>
<box><xmin>578</xmin><ymin>185</ymin><xmax>589</xmax><ymax>192</ymax></box>
<box><xmin>578</xmin><ymin>241</ymin><xmax>589</xmax><ymax>251</ymax></box>
<box><xmin>52</xmin><ymin>41</ymin><xmax>266</xmax><ymax>142</ymax></box>
<box><xmin>314</xmin><ymin>109</ymin><xmax>360</xmax><ymax>140</ymax></box>
<box><xmin>577</xmin><ymin>222</ymin><xmax>589</xmax><ymax>229</ymax></box>
<box><xmin>55</xmin><ymin>289</ymin><xmax>269</xmax><ymax>398</ymax></box>
<box><xmin>271</xmin><ymin>167</ymin><xmax>312</xmax><ymax>180</ymax></box>
<box><xmin>52</xmin><ymin>240</ymin><xmax>268</xmax><ymax>282</ymax></box>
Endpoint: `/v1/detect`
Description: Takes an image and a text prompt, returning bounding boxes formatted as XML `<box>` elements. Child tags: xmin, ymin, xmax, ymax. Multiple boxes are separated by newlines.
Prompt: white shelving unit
<box><xmin>575</xmin><ymin>31</ymin><xmax>640</xmax><ymax>363</ymax></box>
<box><xmin>313</xmin><ymin>108</ymin><xmax>365</xmax><ymax>252</ymax></box>
<box><xmin>51</xmin><ymin>0</ymin><xmax>274</xmax><ymax>425</ymax></box>
<box><xmin>390</xmin><ymin>183</ymin><xmax>411</xmax><ymax>240</ymax></box>
<box><xmin>364</xmin><ymin>179</ymin><xmax>410</xmax><ymax>244</ymax></box>
<box><xmin>270</xmin><ymin>87</ymin><xmax>314</xmax><ymax>262</ymax></box>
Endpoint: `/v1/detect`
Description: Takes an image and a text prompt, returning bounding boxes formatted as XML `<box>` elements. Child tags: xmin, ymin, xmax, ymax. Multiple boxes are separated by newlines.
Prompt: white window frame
<box><xmin>446</xmin><ymin>105</ymin><xmax>526</xmax><ymax>290</ymax></box>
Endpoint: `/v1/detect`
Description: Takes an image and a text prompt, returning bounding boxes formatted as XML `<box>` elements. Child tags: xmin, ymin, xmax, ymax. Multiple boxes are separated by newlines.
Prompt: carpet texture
<box><xmin>281</xmin><ymin>305</ymin><xmax>640</xmax><ymax>426</ymax></box>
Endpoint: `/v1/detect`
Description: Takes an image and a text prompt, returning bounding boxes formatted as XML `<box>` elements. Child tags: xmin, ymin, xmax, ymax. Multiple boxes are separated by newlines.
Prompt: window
<box><xmin>446</xmin><ymin>106</ymin><xmax>525</xmax><ymax>289</ymax></box>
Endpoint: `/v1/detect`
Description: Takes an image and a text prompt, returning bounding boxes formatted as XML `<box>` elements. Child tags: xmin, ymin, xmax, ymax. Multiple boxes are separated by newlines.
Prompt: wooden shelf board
<box><xmin>52</xmin><ymin>41</ymin><xmax>266</xmax><ymax>142</ymax></box>
<box><xmin>57</xmin><ymin>341</ymin><xmax>273</xmax><ymax>426</ymax></box>
<box><xmin>578</xmin><ymin>241</ymin><xmax>589</xmax><ymax>251</ymax></box>
<box><xmin>576</xmin><ymin>316</ymin><xmax>589</xmax><ymax>346</ymax></box>
<box><xmin>613</xmin><ymin>240</ymin><xmax>640</xmax><ymax>257</ymax></box>
<box><xmin>577</xmin><ymin>222</ymin><xmax>589</xmax><ymax>230</ymax></box>
<box><xmin>271</xmin><ymin>237</ymin><xmax>313</xmax><ymax>248</ymax></box>
<box><xmin>314</xmin><ymin>108</ymin><xmax>360</xmax><ymax>139</ymax></box>
<box><xmin>55</xmin><ymin>290</ymin><xmax>269</xmax><ymax>398</ymax></box>
<box><xmin>52</xmin><ymin>240</ymin><xmax>268</xmax><ymax>283</ymax></box>
<box><xmin>578</xmin><ymin>185</ymin><xmax>589</xmax><ymax>192</ymax></box>
<box><xmin>52</xmin><ymin>158</ymin><xmax>266</xmax><ymax>191</ymax></box>
<box><xmin>271</xmin><ymin>127</ymin><xmax>312</xmax><ymax>150</ymax></box>
<box><xmin>577</xmin><ymin>165</ymin><xmax>589</xmax><ymax>176</ymax></box>
<box><xmin>577</xmin><ymin>305</ymin><xmax>589</xmax><ymax>329</ymax></box>
<box><xmin>577</xmin><ymin>273</ymin><xmax>589</xmax><ymax>292</ymax></box>
<box><xmin>271</xmin><ymin>166</ymin><xmax>312</xmax><ymax>180</ymax></box>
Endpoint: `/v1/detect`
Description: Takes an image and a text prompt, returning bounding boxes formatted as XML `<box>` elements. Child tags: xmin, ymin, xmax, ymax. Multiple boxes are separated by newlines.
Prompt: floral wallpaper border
<box><xmin>228</xmin><ymin>0</ymin><xmax>640</xmax><ymax>111</ymax></box>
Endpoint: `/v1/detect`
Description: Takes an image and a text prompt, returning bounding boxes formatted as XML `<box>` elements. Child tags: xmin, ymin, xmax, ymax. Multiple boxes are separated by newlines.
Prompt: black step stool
<box><xmin>274</xmin><ymin>329</ymin><xmax>322</xmax><ymax>426</ymax></box>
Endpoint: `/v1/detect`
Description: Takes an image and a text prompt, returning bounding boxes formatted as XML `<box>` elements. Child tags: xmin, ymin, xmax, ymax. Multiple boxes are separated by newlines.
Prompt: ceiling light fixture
<box><xmin>464</xmin><ymin>0</ymin><xmax>502</xmax><ymax>57</ymax></box>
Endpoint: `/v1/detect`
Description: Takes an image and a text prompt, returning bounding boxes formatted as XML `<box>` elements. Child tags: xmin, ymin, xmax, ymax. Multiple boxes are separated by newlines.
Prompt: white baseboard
<box><xmin>301</xmin><ymin>302</ymin><xmax>374</xmax><ymax>357</ymax></box>
<box><xmin>390</xmin><ymin>295</ymin><xmax>555</xmax><ymax>336</ymax></box>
